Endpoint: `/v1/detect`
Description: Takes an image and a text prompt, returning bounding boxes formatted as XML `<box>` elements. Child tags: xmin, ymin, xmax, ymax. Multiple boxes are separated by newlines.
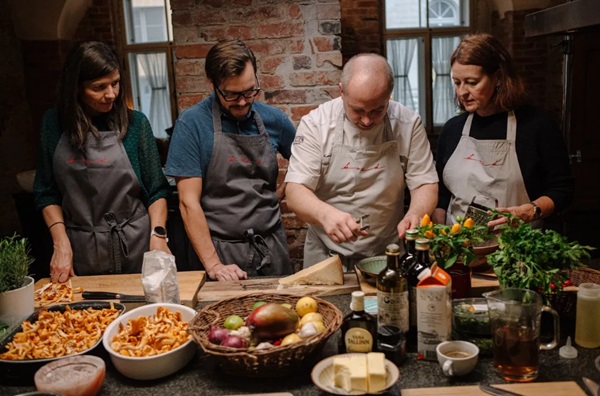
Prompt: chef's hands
<box><xmin>207</xmin><ymin>263</ymin><xmax>248</xmax><ymax>281</ymax></box>
<box><xmin>322</xmin><ymin>208</ymin><xmax>369</xmax><ymax>244</ymax></box>
<box><xmin>50</xmin><ymin>237</ymin><xmax>75</xmax><ymax>284</ymax></box>
<box><xmin>397</xmin><ymin>213</ymin><xmax>421</xmax><ymax>239</ymax></box>
<box><xmin>488</xmin><ymin>203</ymin><xmax>536</xmax><ymax>227</ymax></box>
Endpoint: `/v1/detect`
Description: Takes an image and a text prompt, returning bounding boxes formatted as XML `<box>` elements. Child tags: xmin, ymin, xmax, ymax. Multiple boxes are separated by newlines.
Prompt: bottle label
<box><xmin>344</xmin><ymin>327</ymin><xmax>373</xmax><ymax>353</ymax></box>
<box><xmin>378</xmin><ymin>290</ymin><xmax>409</xmax><ymax>333</ymax></box>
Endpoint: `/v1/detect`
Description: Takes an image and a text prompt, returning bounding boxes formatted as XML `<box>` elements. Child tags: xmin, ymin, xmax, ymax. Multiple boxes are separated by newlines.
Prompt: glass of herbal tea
<box><xmin>483</xmin><ymin>288</ymin><xmax>559</xmax><ymax>382</ymax></box>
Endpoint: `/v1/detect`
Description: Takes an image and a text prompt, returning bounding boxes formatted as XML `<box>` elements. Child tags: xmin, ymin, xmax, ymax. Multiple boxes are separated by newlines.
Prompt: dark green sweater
<box><xmin>34</xmin><ymin>108</ymin><xmax>170</xmax><ymax>210</ymax></box>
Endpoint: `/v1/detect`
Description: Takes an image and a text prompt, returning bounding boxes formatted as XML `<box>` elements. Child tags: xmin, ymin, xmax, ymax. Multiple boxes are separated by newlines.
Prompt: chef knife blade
<box><xmin>479</xmin><ymin>385</ymin><xmax>524</xmax><ymax>396</ymax></box>
<box><xmin>82</xmin><ymin>291</ymin><xmax>146</xmax><ymax>302</ymax></box>
<box><xmin>583</xmin><ymin>377</ymin><xmax>600</xmax><ymax>396</ymax></box>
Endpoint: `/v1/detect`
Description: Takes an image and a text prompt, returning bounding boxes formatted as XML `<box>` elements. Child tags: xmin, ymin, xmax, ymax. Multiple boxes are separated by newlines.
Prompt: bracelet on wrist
<box><xmin>48</xmin><ymin>221</ymin><xmax>65</xmax><ymax>230</ymax></box>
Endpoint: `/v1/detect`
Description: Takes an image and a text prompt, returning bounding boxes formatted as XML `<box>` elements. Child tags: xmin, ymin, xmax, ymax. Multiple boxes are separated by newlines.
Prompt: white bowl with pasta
<box><xmin>102</xmin><ymin>303</ymin><xmax>198</xmax><ymax>380</ymax></box>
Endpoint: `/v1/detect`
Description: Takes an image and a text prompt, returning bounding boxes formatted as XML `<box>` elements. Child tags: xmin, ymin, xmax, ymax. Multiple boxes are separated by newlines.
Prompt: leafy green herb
<box><xmin>487</xmin><ymin>212</ymin><xmax>594</xmax><ymax>299</ymax></box>
<box><xmin>0</xmin><ymin>234</ymin><xmax>34</xmax><ymax>293</ymax></box>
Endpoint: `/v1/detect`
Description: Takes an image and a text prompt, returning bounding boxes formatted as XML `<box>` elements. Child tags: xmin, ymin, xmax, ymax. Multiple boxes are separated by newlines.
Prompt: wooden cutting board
<box><xmin>196</xmin><ymin>273</ymin><xmax>360</xmax><ymax>302</ymax></box>
<box><xmin>401</xmin><ymin>381</ymin><xmax>586</xmax><ymax>395</ymax></box>
<box><xmin>355</xmin><ymin>268</ymin><xmax>499</xmax><ymax>296</ymax></box>
<box><xmin>34</xmin><ymin>271</ymin><xmax>206</xmax><ymax>308</ymax></box>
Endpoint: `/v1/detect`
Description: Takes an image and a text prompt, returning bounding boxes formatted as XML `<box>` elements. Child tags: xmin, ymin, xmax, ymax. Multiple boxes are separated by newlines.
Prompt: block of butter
<box><xmin>367</xmin><ymin>352</ymin><xmax>386</xmax><ymax>393</ymax></box>
<box><xmin>333</xmin><ymin>354</ymin><xmax>367</xmax><ymax>392</ymax></box>
<box><xmin>333</xmin><ymin>353</ymin><xmax>387</xmax><ymax>393</ymax></box>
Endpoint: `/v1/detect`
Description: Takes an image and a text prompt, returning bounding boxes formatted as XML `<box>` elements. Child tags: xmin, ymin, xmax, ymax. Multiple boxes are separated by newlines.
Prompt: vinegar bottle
<box><xmin>575</xmin><ymin>283</ymin><xmax>600</xmax><ymax>348</ymax></box>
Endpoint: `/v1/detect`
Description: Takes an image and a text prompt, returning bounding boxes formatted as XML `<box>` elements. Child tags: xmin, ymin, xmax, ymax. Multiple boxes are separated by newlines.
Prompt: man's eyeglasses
<box><xmin>217</xmin><ymin>86</ymin><xmax>261</xmax><ymax>102</ymax></box>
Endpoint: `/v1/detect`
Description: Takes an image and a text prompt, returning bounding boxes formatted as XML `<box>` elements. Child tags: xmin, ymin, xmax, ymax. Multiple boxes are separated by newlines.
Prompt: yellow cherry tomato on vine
<box><xmin>463</xmin><ymin>218</ymin><xmax>474</xmax><ymax>229</ymax></box>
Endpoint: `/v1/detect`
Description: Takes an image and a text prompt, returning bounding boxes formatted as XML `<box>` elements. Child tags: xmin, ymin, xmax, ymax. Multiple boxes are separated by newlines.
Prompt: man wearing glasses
<box><xmin>285</xmin><ymin>53</ymin><xmax>438</xmax><ymax>269</ymax></box>
<box><xmin>166</xmin><ymin>40</ymin><xmax>295</xmax><ymax>281</ymax></box>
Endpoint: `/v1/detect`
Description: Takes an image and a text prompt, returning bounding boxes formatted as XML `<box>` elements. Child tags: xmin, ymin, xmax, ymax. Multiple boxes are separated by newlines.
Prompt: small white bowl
<box><xmin>102</xmin><ymin>303</ymin><xmax>197</xmax><ymax>380</ymax></box>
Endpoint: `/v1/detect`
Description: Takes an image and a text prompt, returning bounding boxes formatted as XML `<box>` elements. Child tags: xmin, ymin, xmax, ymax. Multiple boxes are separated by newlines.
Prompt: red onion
<box><xmin>208</xmin><ymin>325</ymin><xmax>230</xmax><ymax>345</ymax></box>
<box><xmin>221</xmin><ymin>335</ymin><xmax>248</xmax><ymax>349</ymax></box>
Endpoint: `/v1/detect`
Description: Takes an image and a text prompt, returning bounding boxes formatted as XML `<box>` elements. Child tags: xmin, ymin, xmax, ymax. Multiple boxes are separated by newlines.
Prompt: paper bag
<box><xmin>141</xmin><ymin>250</ymin><xmax>181</xmax><ymax>304</ymax></box>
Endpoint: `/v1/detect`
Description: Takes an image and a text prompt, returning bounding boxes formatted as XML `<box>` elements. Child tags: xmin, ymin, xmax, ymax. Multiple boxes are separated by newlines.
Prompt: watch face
<box><xmin>154</xmin><ymin>226</ymin><xmax>167</xmax><ymax>236</ymax></box>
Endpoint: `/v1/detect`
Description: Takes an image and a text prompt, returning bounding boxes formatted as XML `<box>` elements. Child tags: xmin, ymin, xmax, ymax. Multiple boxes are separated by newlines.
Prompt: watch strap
<box><xmin>529</xmin><ymin>201</ymin><xmax>542</xmax><ymax>220</ymax></box>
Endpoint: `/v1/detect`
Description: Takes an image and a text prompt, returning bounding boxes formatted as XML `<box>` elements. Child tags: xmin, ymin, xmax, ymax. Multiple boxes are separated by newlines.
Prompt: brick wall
<box><xmin>171</xmin><ymin>0</ymin><xmax>343</xmax><ymax>269</ymax></box>
<box><xmin>491</xmin><ymin>9</ymin><xmax>564</xmax><ymax>123</ymax></box>
<box><xmin>340</xmin><ymin>0</ymin><xmax>382</xmax><ymax>61</ymax></box>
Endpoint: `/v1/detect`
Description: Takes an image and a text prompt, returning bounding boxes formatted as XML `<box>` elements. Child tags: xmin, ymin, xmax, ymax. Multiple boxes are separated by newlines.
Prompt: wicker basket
<box><xmin>548</xmin><ymin>267</ymin><xmax>600</xmax><ymax>320</ymax></box>
<box><xmin>188</xmin><ymin>293</ymin><xmax>343</xmax><ymax>377</ymax></box>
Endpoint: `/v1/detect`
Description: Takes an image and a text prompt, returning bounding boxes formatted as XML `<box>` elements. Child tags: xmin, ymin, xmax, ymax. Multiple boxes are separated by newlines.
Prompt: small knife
<box><xmin>479</xmin><ymin>385</ymin><xmax>524</xmax><ymax>396</ymax></box>
<box><xmin>82</xmin><ymin>291</ymin><xmax>146</xmax><ymax>302</ymax></box>
<box><xmin>583</xmin><ymin>377</ymin><xmax>600</xmax><ymax>396</ymax></box>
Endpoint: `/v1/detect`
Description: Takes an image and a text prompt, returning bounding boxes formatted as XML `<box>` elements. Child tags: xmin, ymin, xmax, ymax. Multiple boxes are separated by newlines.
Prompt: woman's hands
<box><xmin>50</xmin><ymin>234</ymin><xmax>75</xmax><ymax>283</ymax></box>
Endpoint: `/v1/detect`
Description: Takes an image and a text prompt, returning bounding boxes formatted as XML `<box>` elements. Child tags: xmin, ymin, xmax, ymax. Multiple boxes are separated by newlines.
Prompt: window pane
<box><xmin>124</xmin><ymin>0</ymin><xmax>169</xmax><ymax>44</ymax></box>
<box><xmin>432</xmin><ymin>36</ymin><xmax>461</xmax><ymax>126</ymax></box>
<box><xmin>129</xmin><ymin>52</ymin><xmax>172</xmax><ymax>139</ymax></box>
<box><xmin>386</xmin><ymin>38</ymin><xmax>426</xmax><ymax>121</ymax></box>
<box><xmin>386</xmin><ymin>0</ymin><xmax>469</xmax><ymax>29</ymax></box>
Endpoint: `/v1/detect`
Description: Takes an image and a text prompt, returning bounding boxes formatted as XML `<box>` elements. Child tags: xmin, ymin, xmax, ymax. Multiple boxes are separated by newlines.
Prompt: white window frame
<box><xmin>383</xmin><ymin>0</ymin><xmax>473</xmax><ymax>137</ymax></box>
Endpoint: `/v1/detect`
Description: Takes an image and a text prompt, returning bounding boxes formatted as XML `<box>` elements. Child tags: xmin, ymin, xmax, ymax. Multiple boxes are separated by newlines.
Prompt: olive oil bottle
<box><xmin>339</xmin><ymin>291</ymin><xmax>377</xmax><ymax>353</ymax></box>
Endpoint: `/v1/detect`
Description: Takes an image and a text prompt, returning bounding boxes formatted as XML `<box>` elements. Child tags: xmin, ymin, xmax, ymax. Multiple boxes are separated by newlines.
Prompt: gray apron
<box><xmin>303</xmin><ymin>112</ymin><xmax>406</xmax><ymax>268</ymax></box>
<box><xmin>443</xmin><ymin>111</ymin><xmax>536</xmax><ymax>225</ymax></box>
<box><xmin>194</xmin><ymin>100</ymin><xmax>292</xmax><ymax>277</ymax></box>
<box><xmin>53</xmin><ymin>130</ymin><xmax>149</xmax><ymax>275</ymax></box>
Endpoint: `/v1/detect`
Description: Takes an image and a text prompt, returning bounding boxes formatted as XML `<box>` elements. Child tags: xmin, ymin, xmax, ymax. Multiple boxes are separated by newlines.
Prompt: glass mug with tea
<box><xmin>483</xmin><ymin>288</ymin><xmax>559</xmax><ymax>383</ymax></box>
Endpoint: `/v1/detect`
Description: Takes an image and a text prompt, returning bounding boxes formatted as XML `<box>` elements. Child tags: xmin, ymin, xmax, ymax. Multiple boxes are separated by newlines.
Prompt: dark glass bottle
<box><xmin>377</xmin><ymin>243</ymin><xmax>408</xmax><ymax>363</ymax></box>
<box><xmin>407</xmin><ymin>238</ymin><xmax>433</xmax><ymax>340</ymax></box>
<box><xmin>399</xmin><ymin>229</ymin><xmax>418</xmax><ymax>273</ymax></box>
<box><xmin>339</xmin><ymin>291</ymin><xmax>377</xmax><ymax>353</ymax></box>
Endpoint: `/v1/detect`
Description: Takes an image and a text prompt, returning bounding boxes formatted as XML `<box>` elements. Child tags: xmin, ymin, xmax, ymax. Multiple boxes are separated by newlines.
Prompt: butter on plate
<box><xmin>333</xmin><ymin>352</ymin><xmax>387</xmax><ymax>393</ymax></box>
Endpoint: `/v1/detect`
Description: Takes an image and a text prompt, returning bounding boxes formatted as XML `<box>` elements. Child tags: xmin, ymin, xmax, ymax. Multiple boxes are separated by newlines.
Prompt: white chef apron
<box><xmin>303</xmin><ymin>112</ymin><xmax>406</xmax><ymax>267</ymax></box>
<box><xmin>443</xmin><ymin>111</ymin><xmax>532</xmax><ymax>224</ymax></box>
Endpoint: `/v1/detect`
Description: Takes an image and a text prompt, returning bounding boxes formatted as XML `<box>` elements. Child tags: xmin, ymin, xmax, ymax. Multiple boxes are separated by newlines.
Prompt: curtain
<box><xmin>138</xmin><ymin>52</ymin><xmax>170</xmax><ymax>139</ymax></box>
<box><xmin>387</xmin><ymin>39</ymin><xmax>417</xmax><ymax>110</ymax></box>
<box><xmin>432</xmin><ymin>37</ymin><xmax>460</xmax><ymax>125</ymax></box>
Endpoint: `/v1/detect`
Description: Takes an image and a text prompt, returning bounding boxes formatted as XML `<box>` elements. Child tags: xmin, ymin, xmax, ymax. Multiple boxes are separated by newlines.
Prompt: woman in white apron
<box><xmin>433</xmin><ymin>34</ymin><xmax>573</xmax><ymax>228</ymax></box>
<box><xmin>34</xmin><ymin>42</ymin><xmax>171</xmax><ymax>283</ymax></box>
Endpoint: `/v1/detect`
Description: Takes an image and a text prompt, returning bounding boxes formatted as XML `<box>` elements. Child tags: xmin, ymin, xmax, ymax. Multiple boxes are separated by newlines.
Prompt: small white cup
<box><xmin>436</xmin><ymin>340</ymin><xmax>479</xmax><ymax>377</ymax></box>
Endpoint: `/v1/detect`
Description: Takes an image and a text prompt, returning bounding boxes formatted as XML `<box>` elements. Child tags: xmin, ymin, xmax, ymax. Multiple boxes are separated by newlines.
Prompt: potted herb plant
<box><xmin>486</xmin><ymin>215</ymin><xmax>594</xmax><ymax>302</ymax></box>
<box><xmin>417</xmin><ymin>214</ymin><xmax>493</xmax><ymax>298</ymax></box>
<box><xmin>0</xmin><ymin>234</ymin><xmax>35</xmax><ymax>327</ymax></box>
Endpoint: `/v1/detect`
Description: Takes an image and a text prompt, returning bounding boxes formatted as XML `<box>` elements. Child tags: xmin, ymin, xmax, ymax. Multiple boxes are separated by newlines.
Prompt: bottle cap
<box><xmin>386</xmin><ymin>244</ymin><xmax>401</xmax><ymax>254</ymax></box>
<box><xmin>350</xmin><ymin>291</ymin><xmax>365</xmax><ymax>311</ymax></box>
<box><xmin>405</xmin><ymin>229</ymin><xmax>419</xmax><ymax>239</ymax></box>
<box><xmin>559</xmin><ymin>336</ymin><xmax>578</xmax><ymax>359</ymax></box>
<box><xmin>415</xmin><ymin>238</ymin><xmax>430</xmax><ymax>250</ymax></box>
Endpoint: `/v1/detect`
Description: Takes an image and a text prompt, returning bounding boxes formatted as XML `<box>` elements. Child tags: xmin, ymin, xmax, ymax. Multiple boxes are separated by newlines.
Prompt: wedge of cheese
<box><xmin>333</xmin><ymin>355</ymin><xmax>368</xmax><ymax>393</ymax></box>
<box><xmin>367</xmin><ymin>352</ymin><xmax>387</xmax><ymax>393</ymax></box>
<box><xmin>278</xmin><ymin>255</ymin><xmax>344</xmax><ymax>285</ymax></box>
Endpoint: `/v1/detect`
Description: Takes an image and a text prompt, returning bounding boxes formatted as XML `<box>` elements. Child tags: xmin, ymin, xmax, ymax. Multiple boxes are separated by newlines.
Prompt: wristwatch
<box><xmin>530</xmin><ymin>201</ymin><xmax>542</xmax><ymax>220</ymax></box>
<box><xmin>151</xmin><ymin>226</ymin><xmax>169</xmax><ymax>243</ymax></box>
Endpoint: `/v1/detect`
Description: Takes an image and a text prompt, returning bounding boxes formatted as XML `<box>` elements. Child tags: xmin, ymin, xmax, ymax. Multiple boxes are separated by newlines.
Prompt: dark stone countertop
<box><xmin>1</xmin><ymin>294</ymin><xmax>599</xmax><ymax>396</ymax></box>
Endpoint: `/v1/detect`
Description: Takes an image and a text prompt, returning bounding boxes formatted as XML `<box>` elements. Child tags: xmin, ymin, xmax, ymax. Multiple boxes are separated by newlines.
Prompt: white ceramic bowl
<box><xmin>102</xmin><ymin>303</ymin><xmax>197</xmax><ymax>380</ymax></box>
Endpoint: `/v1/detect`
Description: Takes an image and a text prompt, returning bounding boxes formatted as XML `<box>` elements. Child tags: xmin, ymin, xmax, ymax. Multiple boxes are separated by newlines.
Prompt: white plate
<box><xmin>311</xmin><ymin>353</ymin><xmax>400</xmax><ymax>395</ymax></box>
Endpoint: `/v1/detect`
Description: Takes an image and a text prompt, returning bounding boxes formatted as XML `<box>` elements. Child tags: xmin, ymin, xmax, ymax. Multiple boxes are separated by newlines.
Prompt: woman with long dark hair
<box><xmin>433</xmin><ymin>33</ymin><xmax>573</xmax><ymax>228</ymax></box>
<box><xmin>34</xmin><ymin>41</ymin><xmax>171</xmax><ymax>283</ymax></box>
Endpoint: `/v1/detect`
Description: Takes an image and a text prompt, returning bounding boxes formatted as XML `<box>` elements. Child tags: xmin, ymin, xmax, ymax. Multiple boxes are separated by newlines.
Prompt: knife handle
<box><xmin>82</xmin><ymin>291</ymin><xmax>119</xmax><ymax>299</ymax></box>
